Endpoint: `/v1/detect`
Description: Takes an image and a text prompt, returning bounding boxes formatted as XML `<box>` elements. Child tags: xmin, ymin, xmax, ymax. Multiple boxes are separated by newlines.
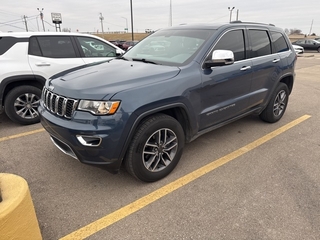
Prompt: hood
<box><xmin>48</xmin><ymin>59</ymin><xmax>180</xmax><ymax>100</ymax></box>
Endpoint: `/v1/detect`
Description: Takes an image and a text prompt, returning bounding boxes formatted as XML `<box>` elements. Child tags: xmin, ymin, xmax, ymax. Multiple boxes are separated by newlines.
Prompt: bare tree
<box><xmin>289</xmin><ymin>28</ymin><xmax>303</xmax><ymax>35</ymax></box>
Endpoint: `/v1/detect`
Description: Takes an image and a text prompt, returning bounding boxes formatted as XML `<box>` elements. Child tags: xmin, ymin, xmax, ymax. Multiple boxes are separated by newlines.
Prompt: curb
<box><xmin>0</xmin><ymin>173</ymin><xmax>42</xmax><ymax>240</ymax></box>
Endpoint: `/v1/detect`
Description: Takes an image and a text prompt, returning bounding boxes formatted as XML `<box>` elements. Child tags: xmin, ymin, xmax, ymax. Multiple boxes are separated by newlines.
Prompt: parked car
<box><xmin>122</xmin><ymin>40</ymin><xmax>139</xmax><ymax>50</ymax></box>
<box><xmin>39</xmin><ymin>22</ymin><xmax>296</xmax><ymax>182</ymax></box>
<box><xmin>110</xmin><ymin>40</ymin><xmax>126</xmax><ymax>49</ymax></box>
<box><xmin>292</xmin><ymin>39</ymin><xmax>320</xmax><ymax>52</ymax></box>
<box><xmin>292</xmin><ymin>44</ymin><xmax>304</xmax><ymax>54</ymax></box>
<box><xmin>0</xmin><ymin>32</ymin><xmax>124</xmax><ymax>124</ymax></box>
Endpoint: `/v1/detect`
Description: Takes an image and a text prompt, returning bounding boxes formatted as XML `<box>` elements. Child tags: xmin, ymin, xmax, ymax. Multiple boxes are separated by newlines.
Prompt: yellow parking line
<box><xmin>0</xmin><ymin>129</ymin><xmax>45</xmax><ymax>142</ymax></box>
<box><xmin>60</xmin><ymin>114</ymin><xmax>311</xmax><ymax>240</ymax></box>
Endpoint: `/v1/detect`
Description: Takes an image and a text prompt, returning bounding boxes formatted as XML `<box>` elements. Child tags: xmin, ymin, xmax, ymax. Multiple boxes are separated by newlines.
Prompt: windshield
<box><xmin>123</xmin><ymin>29</ymin><xmax>215</xmax><ymax>66</ymax></box>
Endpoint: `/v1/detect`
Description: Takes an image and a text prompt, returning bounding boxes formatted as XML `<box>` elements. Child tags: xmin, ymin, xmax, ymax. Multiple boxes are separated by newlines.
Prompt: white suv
<box><xmin>0</xmin><ymin>32</ymin><xmax>124</xmax><ymax>124</ymax></box>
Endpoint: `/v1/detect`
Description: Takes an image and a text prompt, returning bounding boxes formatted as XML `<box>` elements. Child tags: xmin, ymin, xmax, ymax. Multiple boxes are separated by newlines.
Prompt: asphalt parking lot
<box><xmin>1</xmin><ymin>52</ymin><xmax>320</xmax><ymax>240</ymax></box>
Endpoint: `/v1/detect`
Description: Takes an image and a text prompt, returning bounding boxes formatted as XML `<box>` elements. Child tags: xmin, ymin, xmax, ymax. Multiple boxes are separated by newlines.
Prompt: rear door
<box><xmin>28</xmin><ymin>36</ymin><xmax>85</xmax><ymax>79</ymax></box>
<box><xmin>246</xmin><ymin>28</ymin><xmax>283</xmax><ymax>108</ymax></box>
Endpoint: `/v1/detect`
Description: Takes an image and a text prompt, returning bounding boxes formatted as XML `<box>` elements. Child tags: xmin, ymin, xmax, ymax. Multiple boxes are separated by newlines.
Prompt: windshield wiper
<box><xmin>132</xmin><ymin>58</ymin><xmax>160</xmax><ymax>65</ymax></box>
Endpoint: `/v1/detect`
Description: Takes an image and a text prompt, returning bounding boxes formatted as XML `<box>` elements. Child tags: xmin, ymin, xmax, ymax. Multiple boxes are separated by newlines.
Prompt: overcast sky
<box><xmin>0</xmin><ymin>0</ymin><xmax>319</xmax><ymax>35</ymax></box>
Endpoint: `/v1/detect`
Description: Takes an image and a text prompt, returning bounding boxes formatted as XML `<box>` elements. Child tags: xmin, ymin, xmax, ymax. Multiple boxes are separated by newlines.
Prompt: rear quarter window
<box><xmin>271</xmin><ymin>32</ymin><xmax>289</xmax><ymax>53</ymax></box>
<box><xmin>0</xmin><ymin>37</ymin><xmax>28</xmax><ymax>55</ymax></box>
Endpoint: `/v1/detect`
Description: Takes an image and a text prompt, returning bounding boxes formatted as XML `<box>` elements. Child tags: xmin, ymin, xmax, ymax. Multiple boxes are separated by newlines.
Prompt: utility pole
<box><xmin>22</xmin><ymin>15</ymin><xmax>28</xmax><ymax>32</ymax></box>
<box><xmin>130</xmin><ymin>0</ymin><xmax>134</xmax><ymax>41</ymax></box>
<box><xmin>99</xmin><ymin>13</ymin><xmax>104</xmax><ymax>34</ymax></box>
<box><xmin>308</xmin><ymin>19</ymin><xmax>314</xmax><ymax>36</ymax></box>
<box><xmin>37</xmin><ymin>8</ymin><xmax>45</xmax><ymax>31</ymax></box>
<box><xmin>169</xmin><ymin>0</ymin><xmax>172</xmax><ymax>26</ymax></box>
<box><xmin>228</xmin><ymin>7</ymin><xmax>235</xmax><ymax>23</ymax></box>
<box><xmin>236</xmin><ymin>9</ymin><xmax>239</xmax><ymax>21</ymax></box>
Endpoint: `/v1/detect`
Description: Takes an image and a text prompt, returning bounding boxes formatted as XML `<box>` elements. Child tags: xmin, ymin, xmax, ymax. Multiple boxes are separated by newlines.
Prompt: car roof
<box><xmin>0</xmin><ymin>31</ymin><xmax>102</xmax><ymax>38</ymax></box>
<box><xmin>160</xmin><ymin>21</ymin><xmax>282</xmax><ymax>32</ymax></box>
<box><xmin>0</xmin><ymin>31</ymin><xmax>124</xmax><ymax>51</ymax></box>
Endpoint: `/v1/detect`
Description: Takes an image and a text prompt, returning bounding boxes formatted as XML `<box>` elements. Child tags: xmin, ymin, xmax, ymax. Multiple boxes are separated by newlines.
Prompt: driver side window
<box><xmin>76</xmin><ymin>37</ymin><xmax>116</xmax><ymax>58</ymax></box>
<box><xmin>212</xmin><ymin>29</ymin><xmax>245</xmax><ymax>61</ymax></box>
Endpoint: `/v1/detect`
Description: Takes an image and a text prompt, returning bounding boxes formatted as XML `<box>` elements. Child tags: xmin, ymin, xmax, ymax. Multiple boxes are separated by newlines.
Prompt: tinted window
<box><xmin>36</xmin><ymin>36</ymin><xmax>77</xmax><ymax>58</ymax></box>
<box><xmin>271</xmin><ymin>32</ymin><xmax>289</xmax><ymax>53</ymax></box>
<box><xmin>77</xmin><ymin>37</ymin><xmax>116</xmax><ymax>57</ymax></box>
<box><xmin>213</xmin><ymin>30</ymin><xmax>245</xmax><ymax>61</ymax></box>
<box><xmin>0</xmin><ymin>37</ymin><xmax>28</xmax><ymax>55</ymax></box>
<box><xmin>249</xmin><ymin>30</ymin><xmax>271</xmax><ymax>58</ymax></box>
<box><xmin>29</xmin><ymin>37</ymin><xmax>42</xmax><ymax>56</ymax></box>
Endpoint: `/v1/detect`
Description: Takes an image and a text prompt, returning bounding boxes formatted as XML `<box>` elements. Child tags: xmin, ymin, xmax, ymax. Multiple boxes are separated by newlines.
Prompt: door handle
<box><xmin>272</xmin><ymin>59</ymin><xmax>280</xmax><ymax>63</ymax></box>
<box><xmin>35</xmin><ymin>62</ymin><xmax>51</xmax><ymax>66</ymax></box>
<box><xmin>240</xmin><ymin>66</ymin><xmax>251</xmax><ymax>71</ymax></box>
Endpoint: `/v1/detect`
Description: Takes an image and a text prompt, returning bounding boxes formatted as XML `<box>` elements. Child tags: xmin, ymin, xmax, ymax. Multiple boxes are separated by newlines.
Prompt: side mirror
<box><xmin>116</xmin><ymin>49</ymin><xmax>124</xmax><ymax>56</ymax></box>
<box><xmin>204</xmin><ymin>50</ymin><xmax>234</xmax><ymax>68</ymax></box>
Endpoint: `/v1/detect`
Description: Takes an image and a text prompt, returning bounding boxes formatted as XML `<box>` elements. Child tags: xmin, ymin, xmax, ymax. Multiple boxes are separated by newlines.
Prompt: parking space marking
<box><xmin>0</xmin><ymin>128</ymin><xmax>44</xmax><ymax>142</ymax></box>
<box><xmin>60</xmin><ymin>114</ymin><xmax>311</xmax><ymax>240</ymax></box>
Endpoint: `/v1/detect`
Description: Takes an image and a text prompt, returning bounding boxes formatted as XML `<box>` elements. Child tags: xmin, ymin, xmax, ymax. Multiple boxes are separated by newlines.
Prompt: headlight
<box><xmin>78</xmin><ymin>100</ymin><xmax>120</xmax><ymax>115</ymax></box>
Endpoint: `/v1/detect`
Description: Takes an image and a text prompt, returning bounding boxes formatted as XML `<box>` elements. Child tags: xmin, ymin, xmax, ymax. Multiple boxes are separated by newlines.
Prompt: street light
<box><xmin>130</xmin><ymin>0</ymin><xmax>134</xmax><ymax>41</ymax></box>
<box><xmin>37</xmin><ymin>8</ymin><xmax>45</xmax><ymax>31</ymax></box>
<box><xmin>121</xmin><ymin>17</ymin><xmax>128</xmax><ymax>33</ymax></box>
<box><xmin>228</xmin><ymin>7</ymin><xmax>235</xmax><ymax>23</ymax></box>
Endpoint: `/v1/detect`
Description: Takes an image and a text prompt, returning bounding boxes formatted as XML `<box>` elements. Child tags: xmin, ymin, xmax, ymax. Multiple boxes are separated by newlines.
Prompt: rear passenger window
<box><xmin>35</xmin><ymin>36</ymin><xmax>77</xmax><ymax>58</ymax></box>
<box><xmin>213</xmin><ymin>30</ymin><xmax>245</xmax><ymax>61</ymax></box>
<box><xmin>248</xmin><ymin>30</ymin><xmax>271</xmax><ymax>58</ymax></box>
<box><xmin>271</xmin><ymin>32</ymin><xmax>289</xmax><ymax>53</ymax></box>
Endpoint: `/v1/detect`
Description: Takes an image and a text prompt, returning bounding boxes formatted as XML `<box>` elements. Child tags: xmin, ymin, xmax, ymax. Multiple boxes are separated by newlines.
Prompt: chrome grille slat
<box><xmin>42</xmin><ymin>88</ymin><xmax>78</xmax><ymax>119</ymax></box>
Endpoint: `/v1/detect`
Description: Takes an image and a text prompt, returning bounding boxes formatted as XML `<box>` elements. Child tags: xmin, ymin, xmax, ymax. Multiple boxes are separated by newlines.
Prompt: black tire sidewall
<box><xmin>127</xmin><ymin>115</ymin><xmax>185</xmax><ymax>182</ymax></box>
<box><xmin>4</xmin><ymin>85</ymin><xmax>42</xmax><ymax>125</ymax></box>
<box><xmin>260</xmin><ymin>83</ymin><xmax>289</xmax><ymax>123</ymax></box>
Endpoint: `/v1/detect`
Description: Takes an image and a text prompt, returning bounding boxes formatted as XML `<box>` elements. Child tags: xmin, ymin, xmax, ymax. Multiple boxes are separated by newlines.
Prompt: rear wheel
<box><xmin>4</xmin><ymin>85</ymin><xmax>41</xmax><ymax>125</ymax></box>
<box><xmin>125</xmin><ymin>114</ymin><xmax>185</xmax><ymax>182</ymax></box>
<box><xmin>259</xmin><ymin>82</ymin><xmax>289</xmax><ymax>123</ymax></box>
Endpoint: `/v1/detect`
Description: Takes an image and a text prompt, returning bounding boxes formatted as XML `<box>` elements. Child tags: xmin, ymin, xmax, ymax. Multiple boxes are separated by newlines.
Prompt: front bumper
<box><xmin>39</xmin><ymin>103</ymin><xmax>126</xmax><ymax>173</ymax></box>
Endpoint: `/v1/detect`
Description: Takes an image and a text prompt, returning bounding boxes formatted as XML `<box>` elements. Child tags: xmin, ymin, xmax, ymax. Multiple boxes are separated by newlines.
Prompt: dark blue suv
<box><xmin>39</xmin><ymin>22</ymin><xmax>297</xmax><ymax>182</ymax></box>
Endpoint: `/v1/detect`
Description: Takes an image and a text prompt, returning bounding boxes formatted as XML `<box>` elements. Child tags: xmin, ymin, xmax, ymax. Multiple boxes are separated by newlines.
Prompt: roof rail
<box><xmin>230</xmin><ymin>21</ymin><xmax>275</xmax><ymax>27</ymax></box>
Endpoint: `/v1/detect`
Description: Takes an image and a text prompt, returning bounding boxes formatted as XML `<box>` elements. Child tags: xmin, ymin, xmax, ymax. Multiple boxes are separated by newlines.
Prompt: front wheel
<box><xmin>4</xmin><ymin>85</ymin><xmax>42</xmax><ymax>125</ymax></box>
<box><xmin>259</xmin><ymin>83</ymin><xmax>289</xmax><ymax>123</ymax></box>
<box><xmin>317</xmin><ymin>47</ymin><xmax>320</xmax><ymax>53</ymax></box>
<box><xmin>125</xmin><ymin>114</ymin><xmax>185</xmax><ymax>182</ymax></box>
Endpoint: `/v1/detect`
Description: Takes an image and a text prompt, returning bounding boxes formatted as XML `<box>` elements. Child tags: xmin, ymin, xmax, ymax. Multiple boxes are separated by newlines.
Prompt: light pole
<box><xmin>130</xmin><ymin>0</ymin><xmax>134</xmax><ymax>41</ymax></box>
<box><xmin>37</xmin><ymin>8</ymin><xmax>45</xmax><ymax>31</ymax></box>
<box><xmin>99</xmin><ymin>13</ymin><xmax>104</xmax><ymax>34</ymax></box>
<box><xmin>228</xmin><ymin>7</ymin><xmax>235</xmax><ymax>23</ymax></box>
<box><xmin>121</xmin><ymin>17</ymin><xmax>128</xmax><ymax>33</ymax></box>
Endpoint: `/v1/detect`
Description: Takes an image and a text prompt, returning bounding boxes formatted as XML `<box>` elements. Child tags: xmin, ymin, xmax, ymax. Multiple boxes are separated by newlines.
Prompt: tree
<box><xmin>289</xmin><ymin>28</ymin><xmax>303</xmax><ymax>35</ymax></box>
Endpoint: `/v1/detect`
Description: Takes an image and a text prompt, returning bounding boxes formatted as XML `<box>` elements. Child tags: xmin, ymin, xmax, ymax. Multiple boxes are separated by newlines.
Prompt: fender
<box><xmin>0</xmin><ymin>74</ymin><xmax>46</xmax><ymax>111</ymax></box>
<box><xmin>117</xmin><ymin>100</ymin><xmax>197</xmax><ymax>162</ymax></box>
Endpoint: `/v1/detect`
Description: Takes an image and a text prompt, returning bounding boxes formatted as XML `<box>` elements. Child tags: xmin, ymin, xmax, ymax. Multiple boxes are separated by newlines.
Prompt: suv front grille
<box><xmin>42</xmin><ymin>88</ymin><xmax>78</xmax><ymax>119</ymax></box>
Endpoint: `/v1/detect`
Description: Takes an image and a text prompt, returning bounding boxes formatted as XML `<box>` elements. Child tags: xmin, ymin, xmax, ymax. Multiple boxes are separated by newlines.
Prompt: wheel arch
<box><xmin>279</xmin><ymin>74</ymin><xmax>294</xmax><ymax>94</ymax></box>
<box><xmin>0</xmin><ymin>74</ymin><xmax>45</xmax><ymax>107</ymax></box>
<box><xmin>119</xmin><ymin>103</ymin><xmax>195</xmax><ymax>163</ymax></box>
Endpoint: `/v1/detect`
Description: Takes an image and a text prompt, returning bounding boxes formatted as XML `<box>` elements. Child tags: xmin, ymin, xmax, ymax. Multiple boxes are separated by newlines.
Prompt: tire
<box><xmin>4</xmin><ymin>85</ymin><xmax>42</xmax><ymax>125</ymax></box>
<box><xmin>317</xmin><ymin>47</ymin><xmax>320</xmax><ymax>53</ymax></box>
<box><xmin>259</xmin><ymin>83</ymin><xmax>289</xmax><ymax>123</ymax></box>
<box><xmin>125</xmin><ymin>114</ymin><xmax>185</xmax><ymax>182</ymax></box>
